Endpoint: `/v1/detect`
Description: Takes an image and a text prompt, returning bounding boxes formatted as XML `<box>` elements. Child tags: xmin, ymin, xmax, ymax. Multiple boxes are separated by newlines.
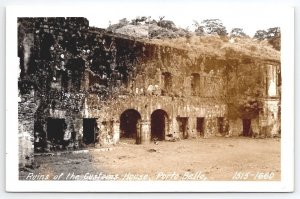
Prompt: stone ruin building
<box><xmin>17</xmin><ymin>17</ymin><xmax>281</xmax><ymax>167</ymax></box>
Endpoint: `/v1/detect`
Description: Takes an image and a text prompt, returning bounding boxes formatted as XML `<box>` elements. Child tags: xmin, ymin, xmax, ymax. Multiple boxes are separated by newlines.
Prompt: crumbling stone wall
<box><xmin>224</xmin><ymin>58</ymin><xmax>280</xmax><ymax>137</ymax></box>
<box><xmin>18</xmin><ymin>18</ymin><xmax>91</xmax><ymax>160</ymax></box>
<box><xmin>84</xmin><ymin>94</ymin><xmax>227</xmax><ymax>142</ymax></box>
<box><xmin>17</xmin><ymin>17</ymin><xmax>281</xmax><ymax>165</ymax></box>
<box><xmin>259</xmin><ymin>99</ymin><xmax>280</xmax><ymax>137</ymax></box>
<box><xmin>81</xmin><ymin>28</ymin><xmax>229</xmax><ymax>142</ymax></box>
<box><xmin>18</xmin><ymin>90</ymin><xmax>39</xmax><ymax>166</ymax></box>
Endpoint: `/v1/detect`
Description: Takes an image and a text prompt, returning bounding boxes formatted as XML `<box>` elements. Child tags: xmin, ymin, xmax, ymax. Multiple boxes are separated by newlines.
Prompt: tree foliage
<box><xmin>253</xmin><ymin>30</ymin><xmax>268</xmax><ymax>40</ymax></box>
<box><xmin>157</xmin><ymin>19</ymin><xmax>177</xmax><ymax>31</ymax></box>
<box><xmin>266</xmin><ymin>27</ymin><xmax>281</xmax><ymax>51</ymax></box>
<box><xmin>230</xmin><ymin>28</ymin><xmax>248</xmax><ymax>38</ymax></box>
<box><xmin>197</xmin><ymin>19</ymin><xmax>228</xmax><ymax>36</ymax></box>
<box><xmin>254</xmin><ymin>27</ymin><xmax>281</xmax><ymax>50</ymax></box>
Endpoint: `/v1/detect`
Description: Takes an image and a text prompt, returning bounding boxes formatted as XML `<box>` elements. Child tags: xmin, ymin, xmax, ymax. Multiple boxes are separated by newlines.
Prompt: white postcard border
<box><xmin>5</xmin><ymin>4</ymin><xmax>294</xmax><ymax>192</ymax></box>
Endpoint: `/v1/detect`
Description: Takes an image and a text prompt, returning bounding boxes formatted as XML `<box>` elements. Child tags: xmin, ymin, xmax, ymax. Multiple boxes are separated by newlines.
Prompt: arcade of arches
<box><xmin>117</xmin><ymin>108</ymin><xmax>228</xmax><ymax>144</ymax></box>
<box><xmin>119</xmin><ymin>109</ymin><xmax>170</xmax><ymax>144</ymax></box>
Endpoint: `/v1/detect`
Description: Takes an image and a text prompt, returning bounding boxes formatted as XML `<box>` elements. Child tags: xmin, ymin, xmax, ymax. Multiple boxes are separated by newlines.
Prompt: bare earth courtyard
<box><xmin>20</xmin><ymin>137</ymin><xmax>280</xmax><ymax>181</ymax></box>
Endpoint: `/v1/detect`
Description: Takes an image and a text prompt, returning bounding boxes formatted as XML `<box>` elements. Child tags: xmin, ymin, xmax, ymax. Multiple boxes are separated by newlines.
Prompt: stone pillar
<box><xmin>112</xmin><ymin>121</ymin><xmax>120</xmax><ymax>144</ymax></box>
<box><xmin>19</xmin><ymin>128</ymin><xmax>34</xmax><ymax>167</ymax></box>
<box><xmin>140</xmin><ymin>120</ymin><xmax>151</xmax><ymax>144</ymax></box>
<box><xmin>259</xmin><ymin>99</ymin><xmax>280</xmax><ymax>137</ymax></box>
<box><xmin>165</xmin><ymin>117</ymin><xmax>170</xmax><ymax>137</ymax></box>
<box><xmin>99</xmin><ymin>122</ymin><xmax>109</xmax><ymax>146</ymax></box>
<box><xmin>18</xmin><ymin>92</ymin><xmax>39</xmax><ymax>167</ymax></box>
<box><xmin>251</xmin><ymin>117</ymin><xmax>260</xmax><ymax>135</ymax></box>
<box><xmin>204</xmin><ymin>117</ymin><xmax>217</xmax><ymax>138</ymax></box>
<box><xmin>267</xmin><ymin>64</ymin><xmax>277</xmax><ymax>97</ymax></box>
<box><xmin>171</xmin><ymin>117</ymin><xmax>179</xmax><ymax>138</ymax></box>
<box><xmin>188</xmin><ymin>116</ymin><xmax>197</xmax><ymax>138</ymax></box>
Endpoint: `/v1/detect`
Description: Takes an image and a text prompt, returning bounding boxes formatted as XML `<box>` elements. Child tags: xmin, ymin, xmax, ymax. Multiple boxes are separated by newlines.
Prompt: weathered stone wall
<box><xmin>18</xmin><ymin>91</ymin><xmax>39</xmax><ymax>167</ymax></box>
<box><xmin>259</xmin><ymin>99</ymin><xmax>280</xmax><ymax>137</ymax></box>
<box><xmin>17</xmin><ymin>17</ymin><xmax>281</xmax><ymax>165</ymax></box>
<box><xmin>228</xmin><ymin>118</ymin><xmax>243</xmax><ymax>136</ymax></box>
<box><xmin>83</xmin><ymin>93</ymin><xmax>227</xmax><ymax>142</ymax></box>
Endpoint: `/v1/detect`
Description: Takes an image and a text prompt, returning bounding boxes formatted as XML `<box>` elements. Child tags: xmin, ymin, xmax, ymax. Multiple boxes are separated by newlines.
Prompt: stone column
<box><xmin>170</xmin><ymin>116</ymin><xmax>179</xmax><ymax>138</ymax></box>
<box><xmin>259</xmin><ymin>99</ymin><xmax>280</xmax><ymax>137</ymax></box>
<box><xmin>18</xmin><ymin>92</ymin><xmax>39</xmax><ymax>167</ymax></box>
<box><xmin>204</xmin><ymin>117</ymin><xmax>217</xmax><ymax>138</ymax></box>
<box><xmin>140</xmin><ymin>120</ymin><xmax>151</xmax><ymax>144</ymax></box>
<box><xmin>112</xmin><ymin>121</ymin><xmax>120</xmax><ymax>144</ymax></box>
<box><xmin>19</xmin><ymin>126</ymin><xmax>34</xmax><ymax>167</ymax></box>
<box><xmin>267</xmin><ymin>64</ymin><xmax>277</xmax><ymax>97</ymax></box>
<box><xmin>188</xmin><ymin>116</ymin><xmax>197</xmax><ymax>138</ymax></box>
<box><xmin>99</xmin><ymin>121</ymin><xmax>109</xmax><ymax>146</ymax></box>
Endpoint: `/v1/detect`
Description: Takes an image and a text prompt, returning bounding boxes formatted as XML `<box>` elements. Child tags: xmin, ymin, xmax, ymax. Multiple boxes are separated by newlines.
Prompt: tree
<box><xmin>253</xmin><ymin>30</ymin><xmax>268</xmax><ymax>40</ymax></box>
<box><xmin>230</xmin><ymin>28</ymin><xmax>248</xmax><ymax>38</ymax></box>
<box><xmin>200</xmin><ymin>19</ymin><xmax>227</xmax><ymax>36</ymax></box>
<box><xmin>265</xmin><ymin>27</ymin><xmax>280</xmax><ymax>39</ymax></box>
<box><xmin>193</xmin><ymin>20</ymin><xmax>204</xmax><ymax>36</ymax></box>
<box><xmin>130</xmin><ymin>16</ymin><xmax>148</xmax><ymax>25</ymax></box>
<box><xmin>266</xmin><ymin>27</ymin><xmax>281</xmax><ymax>51</ymax></box>
<box><xmin>157</xmin><ymin>19</ymin><xmax>177</xmax><ymax>31</ymax></box>
<box><xmin>253</xmin><ymin>27</ymin><xmax>280</xmax><ymax>50</ymax></box>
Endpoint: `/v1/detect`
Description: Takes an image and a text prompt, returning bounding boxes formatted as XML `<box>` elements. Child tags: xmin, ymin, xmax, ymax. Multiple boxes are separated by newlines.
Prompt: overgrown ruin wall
<box><xmin>17</xmin><ymin>17</ymin><xmax>281</xmax><ymax>167</ymax></box>
<box><xmin>18</xmin><ymin>91</ymin><xmax>39</xmax><ymax>166</ymax></box>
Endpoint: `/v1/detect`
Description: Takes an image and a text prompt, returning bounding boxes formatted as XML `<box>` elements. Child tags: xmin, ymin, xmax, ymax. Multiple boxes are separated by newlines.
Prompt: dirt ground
<box><xmin>19</xmin><ymin>137</ymin><xmax>281</xmax><ymax>181</ymax></box>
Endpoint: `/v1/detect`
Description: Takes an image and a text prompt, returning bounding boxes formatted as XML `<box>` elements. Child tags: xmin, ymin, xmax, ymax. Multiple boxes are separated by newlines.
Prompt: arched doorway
<box><xmin>151</xmin><ymin>109</ymin><xmax>169</xmax><ymax>141</ymax></box>
<box><xmin>120</xmin><ymin>109</ymin><xmax>142</xmax><ymax>144</ymax></box>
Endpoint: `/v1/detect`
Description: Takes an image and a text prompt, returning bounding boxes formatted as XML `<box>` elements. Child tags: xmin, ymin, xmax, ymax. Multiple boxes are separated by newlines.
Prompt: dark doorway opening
<box><xmin>151</xmin><ymin>109</ymin><xmax>168</xmax><ymax>141</ymax></box>
<box><xmin>83</xmin><ymin>118</ymin><xmax>97</xmax><ymax>145</ymax></box>
<box><xmin>177</xmin><ymin>117</ymin><xmax>189</xmax><ymax>139</ymax></box>
<box><xmin>47</xmin><ymin>118</ymin><xmax>66</xmax><ymax>145</ymax></box>
<box><xmin>217</xmin><ymin>117</ymin><xmax>224</xmax><ymax>134</ymax></box>
<box><xmin>196</xmin><ymin>117</ymin><xmax>205</xmax><ymax>136</ymax></box>
<box><xmin>243</xmin><ymin>119</ymin><xmax>252</xmax><ymax>136</ymax></box>
<box><xmin>120</xmin><ymin>109</ymin><xmax>142</xmax><ymax>144</ymax></box>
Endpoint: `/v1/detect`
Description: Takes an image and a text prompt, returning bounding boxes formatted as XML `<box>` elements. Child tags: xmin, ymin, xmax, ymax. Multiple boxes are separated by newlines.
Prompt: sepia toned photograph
<box><xmin>6</xmin><ymin>3</ymin><xmax>294</xmax><ymax>192</ymax></box>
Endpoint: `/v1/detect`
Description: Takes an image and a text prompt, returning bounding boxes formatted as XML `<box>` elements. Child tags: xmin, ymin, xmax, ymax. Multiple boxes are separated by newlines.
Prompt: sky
<box><xmin>84</xmin><ymin>2</ymin><xmax>284</xmax><ymax>36</ymax></box>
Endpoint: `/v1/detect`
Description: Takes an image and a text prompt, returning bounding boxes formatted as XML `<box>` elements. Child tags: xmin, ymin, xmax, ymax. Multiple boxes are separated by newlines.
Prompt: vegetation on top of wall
<box><xmin>107</xmin><ymin>17</ymin><xmax>280</xmax><ymax>62</ymax></box>
<box><xmin>149</xmin><ymin>35</ymin><xmax>279</xmax><ymax>62</ymax></box>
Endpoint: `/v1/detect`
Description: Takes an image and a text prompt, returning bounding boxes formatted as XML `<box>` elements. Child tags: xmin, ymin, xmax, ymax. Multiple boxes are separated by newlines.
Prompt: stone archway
<box><xmin>151</xmin><ymin>109</ymin><xmax>169</xmax><ymax>141</ymax></box>
<box><xmin>120</xmin><ymin>109</ymin><xmax>142</xmax><ymax>144</ymax></box>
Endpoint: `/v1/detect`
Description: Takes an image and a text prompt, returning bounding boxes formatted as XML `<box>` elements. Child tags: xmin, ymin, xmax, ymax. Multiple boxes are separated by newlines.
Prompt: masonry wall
<box><xmin>17</xmin><ymin>17</ymin><xmax>281</xmax><ymax>167</ymax></box>
<box><xmin>84</xmin><ymin>94</ymin><xmax>227</xmax><ymax>142</ymax></box>
<box><xmin>18</xmin><ymin>90</ymin><xmax>39</xmax><ymax>166</ymax></box>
